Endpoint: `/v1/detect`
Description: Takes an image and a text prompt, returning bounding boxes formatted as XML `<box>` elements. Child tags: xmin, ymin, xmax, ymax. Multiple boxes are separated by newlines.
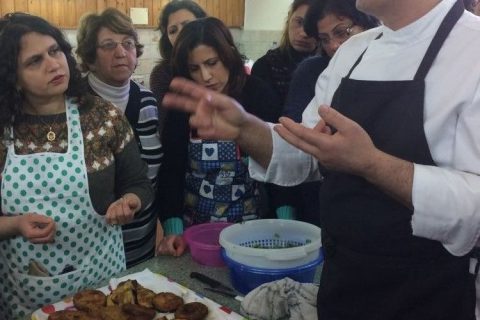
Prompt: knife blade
<box><xmin>203</xmin><ymin>287</ymin><xmax>244</xmax><ymax>302</ymax></box>
<box><xmin>190</xmin><ymin>272</ymin><xmax>235</xmax><ymax>292</ymax></box>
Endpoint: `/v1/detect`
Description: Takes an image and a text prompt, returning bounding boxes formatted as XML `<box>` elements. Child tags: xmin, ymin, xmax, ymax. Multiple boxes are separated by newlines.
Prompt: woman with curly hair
<box><xmin>0</xmin><ymin>13</ymin><xmax>152</xmax><ymax>318</ymax></box>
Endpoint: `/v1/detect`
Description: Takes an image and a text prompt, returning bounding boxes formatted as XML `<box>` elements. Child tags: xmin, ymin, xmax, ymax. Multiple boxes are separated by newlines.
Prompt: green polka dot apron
<box><xmin>184</xmin><ymin>136</ymin><xmax>259</xmax><ymax>226</ymax></box>
<box><xmin>0</xmin><ymin>98</ymin><xmax>126</xmax><ymax>319</ymax></box>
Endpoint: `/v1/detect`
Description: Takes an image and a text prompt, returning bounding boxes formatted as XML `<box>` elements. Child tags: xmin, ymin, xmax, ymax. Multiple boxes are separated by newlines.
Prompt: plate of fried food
<box><xmin>31</xmin><ymin>268</ymin><xmax>247</xmax><ymax>320</ymax></box>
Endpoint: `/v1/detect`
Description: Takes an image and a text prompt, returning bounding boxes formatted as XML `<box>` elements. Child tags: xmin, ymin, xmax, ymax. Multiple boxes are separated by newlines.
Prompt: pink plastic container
<box><xmin>184</xmin><ymin>222</ymin><xmax>233</xmax><ymax>267</ymax></box>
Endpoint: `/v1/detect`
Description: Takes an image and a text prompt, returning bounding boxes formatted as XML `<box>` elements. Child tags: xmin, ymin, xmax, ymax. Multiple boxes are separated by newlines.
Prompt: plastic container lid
<box><xmin>220</xmin><ymin>219</ymin><xmax>321</xmax><ymax>268</ymax></box>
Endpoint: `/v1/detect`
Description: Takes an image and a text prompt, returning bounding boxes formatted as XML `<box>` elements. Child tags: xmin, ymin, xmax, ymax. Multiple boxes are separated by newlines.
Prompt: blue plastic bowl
<box><xmin>221</xmin><ymin>248</ymin><xmax>323</xmax><ymax>295</ymax></box>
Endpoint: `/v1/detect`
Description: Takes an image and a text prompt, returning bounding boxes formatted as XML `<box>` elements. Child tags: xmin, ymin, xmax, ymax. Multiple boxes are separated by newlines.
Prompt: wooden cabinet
<box><xmin>0</xmin><ymin>0</ymin><xmax>244</xmax><ymax>28</ymax></box>
<box><xmin>197</xmin><ymin>0</ymin><xmax>244</xmax><ymax>28</ymax></box>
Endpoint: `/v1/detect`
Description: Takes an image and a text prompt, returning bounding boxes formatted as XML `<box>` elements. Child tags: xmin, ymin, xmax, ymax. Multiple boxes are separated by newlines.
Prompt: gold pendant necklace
<box><xmin>24</xmin><ymin>101</ymin><xmax>65</xmax><ymax>142</ymax></box>
<box><xmin>37</xmin><ymin>111</ymin><xmax>62</xmax><ymax>142</ymax></box>
<box><xmin>46</xmin><ymin>127</ymin><xmax>56</xmax><ymax>141</ymax></box>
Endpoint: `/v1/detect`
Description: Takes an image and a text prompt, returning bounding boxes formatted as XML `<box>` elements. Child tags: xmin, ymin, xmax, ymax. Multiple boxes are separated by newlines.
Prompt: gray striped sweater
<box><xmin>87</xmin><ymin>78</ymin><xmax>163</xmax><ymax>267</ymax></box>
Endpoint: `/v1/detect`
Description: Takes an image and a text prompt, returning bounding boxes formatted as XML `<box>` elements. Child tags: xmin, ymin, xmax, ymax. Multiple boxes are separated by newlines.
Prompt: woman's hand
<box><xmin>156</xmin><ymin>234</ymin><xmax>187</xmax><ymax>257</ymax></box>
<box><xmin>18</xmin><ymin>213</ymin><xmax>56</xmax><ymax>243</ymax></box>
<box><xmin>105</xmin><ymin>193</ymin><xmax>141</xmax><ymax>225</ymax></box>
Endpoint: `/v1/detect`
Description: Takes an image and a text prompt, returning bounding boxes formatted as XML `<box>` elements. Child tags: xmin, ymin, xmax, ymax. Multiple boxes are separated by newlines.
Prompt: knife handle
<box><xmin>190</xmin><ymin>271</ymin><xmax>223</xmax><ymax>288</ymax></box>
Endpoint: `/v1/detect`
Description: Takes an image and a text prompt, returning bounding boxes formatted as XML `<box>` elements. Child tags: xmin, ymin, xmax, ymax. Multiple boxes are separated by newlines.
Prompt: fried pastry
<box><xmin>152</xmin><ymin>292</ymin><xmax>184</xmax><ymax>312</ymax></box>
<box><xmin>55</xmin><ymin>278</ymin><xmax>210</xmax><ymax>320</ymax></box>
<box><xmin>107</xmin><ymin>280</ymin><xmax>136</xmax><ymax>305</ymax></box>
<box><xmin>72</xmin><ymin>289</ymin><xmax>106</xmax><ymax>312</ymax></box>
<box><xmin>136</xmin><ymin>285</ymin><xmax>156</xmax><ymax>308</ymax></box>
<box><xmin>174</xmin><ymin>302</ymin><xmax>209</xmax><ymax>320</ymax></box>
<box><xmin>47</xmin><ymin>309</ymin><xmax>100</xmax><ymax>320</ymax></box>
<box><xmin>92</xmin><ymin>305</ymin><xmax>130</xmax><ymax>320</ymax></box>
<box><xmin>122</xmin><ymin>303</ymin><xmax>156</xmax><ymax>320</ymax></box>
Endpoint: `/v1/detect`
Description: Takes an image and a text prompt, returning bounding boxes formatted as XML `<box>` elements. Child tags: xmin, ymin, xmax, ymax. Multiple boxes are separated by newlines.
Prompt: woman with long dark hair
<box><xmin>156</xmin><ymin>17</ymin><xmax>279</xmax><ymax>256</ymax></box>
<box><xmin>149</xmin><ymin>0</ymin><xmax>207</xmax><ymax>137</ymax></box>
<box><xmin>284</xmin><ymin>0</ymin><xmax>380</xmax><ymax>121</ymax></box>
<box><xmin>281</xmin><ymin>0</ymin><xmax>379</xmax><ymax>227</ymax></box>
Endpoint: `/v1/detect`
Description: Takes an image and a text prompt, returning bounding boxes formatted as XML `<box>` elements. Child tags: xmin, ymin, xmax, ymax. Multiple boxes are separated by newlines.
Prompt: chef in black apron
<box><xmin>316</xmin><ymin>0</ymin><xmax>475</xmax><ymax>319</ymax></box>
<box><xmin>162</xmin><ymin>0</ymin><xmax>479</xmax><ymax>319</ymax></box>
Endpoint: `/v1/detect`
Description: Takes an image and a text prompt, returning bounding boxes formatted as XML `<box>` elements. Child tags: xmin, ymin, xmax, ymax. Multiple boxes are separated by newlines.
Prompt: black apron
<box><xmin>317</xmin><ymin>1</ymin><xmax>475</xmax><ymax>319</ymax></box>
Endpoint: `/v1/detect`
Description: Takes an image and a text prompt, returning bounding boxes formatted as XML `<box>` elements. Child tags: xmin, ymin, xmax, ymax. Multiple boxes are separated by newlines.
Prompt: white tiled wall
<box><xmin>63</xmin><ymin>28</ymin><xmax>282</xmax><ymax>89</ymax></box>
<box><xmin>231</xmin><ymin>29</ymin><xmax>282</xmax><ymax>62</ymax></box>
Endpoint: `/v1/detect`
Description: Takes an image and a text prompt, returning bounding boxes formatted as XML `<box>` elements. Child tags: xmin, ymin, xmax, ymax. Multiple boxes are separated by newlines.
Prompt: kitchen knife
<box><xmin>190</xmin><ymin>271</ymin><xmax>235</xmax><ymax>292</ymax></box>
<box><xmin>203</xmin><ymin>287</ymin><xmax>244</xmax><ymax>302</ymax></box>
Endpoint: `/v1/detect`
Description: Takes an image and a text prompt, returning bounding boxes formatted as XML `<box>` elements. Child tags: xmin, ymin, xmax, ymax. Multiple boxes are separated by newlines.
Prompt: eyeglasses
<box><xmin>318</xmin><ymin>23</ymin><xmax>355</xmax><ymax>46</ymax></box>
<box><xmin>97</xmin><ymin>39</ymin><xmax>137</xmax><ymax>51</ymax></box>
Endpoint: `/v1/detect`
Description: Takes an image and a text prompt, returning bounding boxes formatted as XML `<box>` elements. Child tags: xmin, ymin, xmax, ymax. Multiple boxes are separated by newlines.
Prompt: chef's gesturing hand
<box><xmin>106</xmin><ymin>193</ymin><xmax>141</xmax><ymax>225</ymax></box>
<box><xmin>18</xmin><ymin>213</ymin><xmax>56</xmax><ymax>244</ymax></box>
<box><xmin>275</xmin><ymin>105</ymin><xmax>413</xmax><ymax>207</ymax></box>
<box><xmin>163</xmin><ymin>77</ymin><xmax>248</xmax><ymax>141</ymax></box>
<box><xmin>275</xmin><ymin>105</ymin><xmax>379</xmax><ymax>177</ymax></box>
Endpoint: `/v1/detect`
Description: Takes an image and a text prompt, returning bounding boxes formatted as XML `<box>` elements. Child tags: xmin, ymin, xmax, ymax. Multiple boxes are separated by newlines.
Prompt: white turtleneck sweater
<box><xmin>86</xmin><ymin>71</ymin><xmax>163</xmax><ymax>268</ymax></box>
<box><xmin>87</xmin><ymin>72</ymin><xmax>130</xmax><ymax>113</ymax></box>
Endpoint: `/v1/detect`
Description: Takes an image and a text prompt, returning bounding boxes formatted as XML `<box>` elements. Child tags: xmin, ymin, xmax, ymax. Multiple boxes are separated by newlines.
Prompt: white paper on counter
<box><xmin>31</xmin><ymin>268</ymin><xmax>247</xmax><ymax>320</ymax></box>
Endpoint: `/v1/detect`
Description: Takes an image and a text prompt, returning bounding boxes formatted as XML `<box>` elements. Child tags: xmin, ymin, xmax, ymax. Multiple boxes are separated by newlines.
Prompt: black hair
<box><xmin>304</xmin><ymin>0</ymin><xmax>380</xmax><ymax>39</ymax></box>
<box><xmin>464</xmin><ymin>0</ymin><xmax>476</xmax><ymax>12</ymax></box>
<box><xmin>171</xmin><ymin>17</ymin><xmax>246</xmax><ymax>99</ymax></box>
<box><xmin>0</xmin><ymin>13</ymin><xmax>86</xmax><ymax>138</ymax></box>
<box><xmin>157</xmin><ymin>0</ymin><xmax>207</xmax><ymax>61</ymax></box>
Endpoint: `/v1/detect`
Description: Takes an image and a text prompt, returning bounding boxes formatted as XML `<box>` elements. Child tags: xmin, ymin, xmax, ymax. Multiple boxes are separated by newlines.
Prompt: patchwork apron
<box><xmin>0</xmin><ymin>98</ymin><xmax>125</xmax><ymax>319</ymax></box>
<box><xmin>183</xmin><ymin>137</ymin><xmax>259</xmax><ymax>225</ymax></box>
<box><xmin>317</xmin><ymin>1</ymin><xmax>475</xmax><ymax>319</ymax></box>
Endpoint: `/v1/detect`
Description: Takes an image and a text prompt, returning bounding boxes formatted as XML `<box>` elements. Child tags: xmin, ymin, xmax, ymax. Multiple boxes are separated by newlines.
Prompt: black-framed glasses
<box><xmin>318</xmin><ymin>23</ymin><xmax>355</xmax><ymax>46</ymax></box>
<box><xmin>97</xmin><ymin>39</ymin><xmax>137</xmax><ymax>51</ymax></box>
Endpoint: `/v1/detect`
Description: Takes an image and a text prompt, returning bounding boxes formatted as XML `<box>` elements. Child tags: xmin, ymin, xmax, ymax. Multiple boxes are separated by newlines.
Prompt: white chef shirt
<box><xmin>250</xmin><ymin>0</ymin><xmax>480</xmax><ymax>257</ymax></box>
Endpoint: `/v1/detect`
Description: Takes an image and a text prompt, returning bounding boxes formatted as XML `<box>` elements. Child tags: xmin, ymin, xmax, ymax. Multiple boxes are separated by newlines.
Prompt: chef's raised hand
<box><xmin>163</xmin><ymin>77</ymin><xmax>249</xmax><ymax>141</ymax></box>
<box><xmin>275</xmin><ymin>105</ymin><xmax>378</xmax><ymax>177</ymax></box>
<box><xmin>105</xmin><ymin>193</ymin><xmax>141</xmax><ymax>225</ymax></box>
<box><xmin>18</xmin><ymin>213</ymin><xmax>56</xmax><ymax>244</ymax></box>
